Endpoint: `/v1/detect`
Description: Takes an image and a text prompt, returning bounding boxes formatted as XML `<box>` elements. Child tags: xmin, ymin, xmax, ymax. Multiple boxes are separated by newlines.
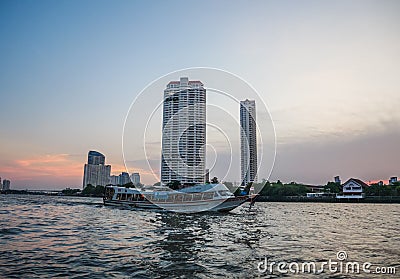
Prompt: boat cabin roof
<box><xmin>107</xmin><ymin>183</ymin><xmax>230</xmax><ymax>194</ymax></box>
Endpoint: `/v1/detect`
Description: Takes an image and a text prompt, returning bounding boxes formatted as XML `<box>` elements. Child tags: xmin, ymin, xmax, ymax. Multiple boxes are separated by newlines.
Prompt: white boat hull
<box><xmin>103</xmin><ymin>195</ymin><xmax>251</xmax><ymax>213</ymax></box>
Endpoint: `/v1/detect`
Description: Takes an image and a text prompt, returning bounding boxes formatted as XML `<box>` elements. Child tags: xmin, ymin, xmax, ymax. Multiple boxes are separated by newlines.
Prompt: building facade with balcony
<box><xmin>240</xmin><ymin>99</ymin><xmax>257</xmax><ymax>185</ymax></box>
<box><xmin>161</xmin><ymin>77</ymin><xmax>206</xmax><ymax>186</ymax></box>
<box><xmin>336</xmin><ymin>178</ymin><xmax>369</xmax><ymax>199</ymax></box>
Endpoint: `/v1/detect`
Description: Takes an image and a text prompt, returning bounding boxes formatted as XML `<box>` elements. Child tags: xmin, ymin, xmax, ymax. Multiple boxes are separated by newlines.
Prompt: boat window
<box><xmin>116</xmin><ymin>193</ymin><xmax>121</xmax><ymax>200</ymax></box>
<box><xmin>193</xmin><ymin>193</ymin><xmax>203</xmax><ymax>200</ymax></box>
<box><xmin>183</xmin><ymin>194</ymin><xmax>193</xmax><ymax>201</ymax></box>
<box><xmin>203</xmin><ymin>192</ymin><xmax>214</xmax><ymax>200</ymax></box>
<box><xmin>218</xmin><ymin>190</ymin><xmax>231</xmax><ymax>197</ymax></box>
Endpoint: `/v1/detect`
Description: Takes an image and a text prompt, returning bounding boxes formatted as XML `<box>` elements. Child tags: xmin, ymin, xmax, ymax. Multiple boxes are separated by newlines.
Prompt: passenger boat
<box><xmin>103</xmin><ymin>183</ymin><xmax>256</xmax><ymax>213</ymax></box>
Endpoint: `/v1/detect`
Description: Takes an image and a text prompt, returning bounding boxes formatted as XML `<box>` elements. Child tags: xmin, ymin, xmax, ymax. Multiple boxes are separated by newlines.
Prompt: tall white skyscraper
<box><xmin>240</xmin><ymin>99</ymin><xmax>257</xmax><ymax>185</ymax></box>
<box><xmin>83</xmin><ymin>150</ymin><xmax>111</xmax><ymax>188</ymax></box>
<box><xmin>161</xmin><ymin>77</ymin><xmax>206</xmax><ymax>185</ymax></box>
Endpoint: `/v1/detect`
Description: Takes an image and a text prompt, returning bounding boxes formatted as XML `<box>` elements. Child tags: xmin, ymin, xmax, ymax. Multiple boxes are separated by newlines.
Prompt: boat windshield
<box><xmin>218</xmin><ymin>190</ymin><xmax>233</xmax><ymax>197</ymax></box>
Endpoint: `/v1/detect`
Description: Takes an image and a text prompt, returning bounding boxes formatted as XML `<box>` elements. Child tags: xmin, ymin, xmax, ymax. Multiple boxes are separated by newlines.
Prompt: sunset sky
<box><xmin>1</xmin><ymin>0</ymin><xmax>399</xmax><ymax>189</ymax></box>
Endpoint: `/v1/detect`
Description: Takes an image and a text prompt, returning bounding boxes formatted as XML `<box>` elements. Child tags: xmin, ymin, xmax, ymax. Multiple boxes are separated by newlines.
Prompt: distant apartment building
<box><xmin>240</xmin><ymin>99</ymin><xmax>257</xmax><ymax>185</ymax></box>
<box><xmin>389</xmin><ymin>177</ymin><xmax>398</xmax><ymax>185</ymax></box>
<box><xmin>87</xmin><ymin>151</ymin><xmax>105</xmax><ymax>165</ymax></box>
<box><xmin>119</xmin><ymin>172</ymin><xmax>130</xmax><ymax>185</ymax></box>
<box><xmin>109</xmin><ymin>175</ymin><xmax>119</xmax><ymax>185</ymax></box>
<box><xmin>2</xmin><ymin>179</ymin><xmax>11</xmax><ymax>191</ymax></box>
<box><xmin>161</xmin><ymin>77</ymin><xmax>206</xmax><ymax>185</ymax></box>
<box><xmin>82</xmin><ymin>150</ymin><xmax>111</xmax><ymax>188</ymax></box>
<box><xmin>130</xmin><ymin>172</ymin><xmax>141</xmax><ymax>185</ymax></box>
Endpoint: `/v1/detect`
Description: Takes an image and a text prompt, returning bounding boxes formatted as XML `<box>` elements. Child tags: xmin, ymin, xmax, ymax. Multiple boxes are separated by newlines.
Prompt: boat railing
<box><xmin>112</xmin><ymin>188</ymin><xmax>236</xmax><ymax>203</ymax></box>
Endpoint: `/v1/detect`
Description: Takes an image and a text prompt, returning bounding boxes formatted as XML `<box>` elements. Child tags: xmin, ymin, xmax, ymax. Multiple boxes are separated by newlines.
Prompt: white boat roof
<box><xmin>108</xmin><ymin>183</ymin><xmax>230</xmax><ymax>194</ymax></box>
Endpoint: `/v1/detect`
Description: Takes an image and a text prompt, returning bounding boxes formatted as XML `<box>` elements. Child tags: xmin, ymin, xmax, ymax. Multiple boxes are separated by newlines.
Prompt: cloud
<box><xmin>0</xmin><ymin>154</ymin><xmax>83</xmax><ymax>188</ymax></box>
<box><xmin>15</xmin><ymin>154</ymin><xmax>70</xmax><ymax>167</ymax></box>
<box><xmin>270</xmin><ymin>122</ymin><xmax>400</xmax><ymax>185</ymax></box>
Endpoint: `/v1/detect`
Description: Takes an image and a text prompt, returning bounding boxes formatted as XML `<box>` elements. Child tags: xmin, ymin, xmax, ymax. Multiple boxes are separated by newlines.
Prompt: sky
<box><xmin>0</xmin><ymin>0</ymin><xmax>399</xmax><ymax>189</ymax></box>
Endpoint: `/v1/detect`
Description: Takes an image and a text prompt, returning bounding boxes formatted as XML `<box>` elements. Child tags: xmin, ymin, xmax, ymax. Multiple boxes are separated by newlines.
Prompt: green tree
<box><xmin>82</xmin><ymin>184</ymin><xmax>95</xmax><ymax>196</ymax></box>
<box><xmin>324</xmin><ymin>181</ymin><xmax>340</xmax><ymax>193</ymax></box>
<box><xmin>167</xmin><ymin>180</ymin><xmax>181</xmax><ymax>190</ymax></box>
<box><xmin>259</xmin><ymin>181</ymin><xmax>308</xmax><ymax>197</ymax></box>
<box><xmin>365</xmin><ymin>184</ymin><xmax>395</xmax><ymax>196</ymax></box>
<box><xmin>61</xmin><ymin>188</ymin><xmax>81</xmax><ymax>195</ymax></box>
<box><xmin>365</xmin><ymin>184</ymin><xmax>379</xmax><ymax>196</ymax></box>
<box><xmin>94</xmin><ymin>185</ymin><xmax>105</xmax><ymax>196</ymax></box>
<box><xmin>260</xmin><ymin>181</ymin><xmax>271</xmax><ymax>196</ymax></box>
<box><xmin>396</xmin><ymin>186</ymin><xmax>400</xmax><ymax>196</ymax></box>
<box><xmin>211</xmin><ymin>177</ymin><xmax>219</xmax><ymax>184</ymax></box>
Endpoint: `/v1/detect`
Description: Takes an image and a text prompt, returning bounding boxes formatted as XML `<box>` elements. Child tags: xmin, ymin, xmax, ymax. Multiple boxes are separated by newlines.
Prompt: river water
<box><xmin>0</xmin><ymin>195</ymin><xmax>399</xmax><ymax>278</ymax></box>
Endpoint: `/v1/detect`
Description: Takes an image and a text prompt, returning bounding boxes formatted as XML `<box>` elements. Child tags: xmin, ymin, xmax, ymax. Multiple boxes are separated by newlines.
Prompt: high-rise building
<box><xmin>130</xmin><ymin>172</ymin><xmax>141</xmax><ymax>185</ymax></box>
<box><xmin>87</xmin><ymin>151</ymin><xmax>105</xmax><ymax>165</ymax></box>
<box><xmin>83</xmin><ymin>150</ymin><xmax>111</xmax><ymax>188</ymax></box>
<box><xmin>240</xmin><ymin>99</ymin><xmax>257</xmax><ymax>185</ymax></box>
<box><xmin>109</xmin><ymin>175</ymin><xmax>120</xmax><ymax>185</ymax></box>
<box><xmin>161</xmin><ymin>77</ymin><xmax>206</xmax><ymax>185</ymax></box>
<box><xmin>119</xmin><ymin>172</ymin><xmax>130</xmax><ymax>186</ymax></box>
<box><xmin>2</xmin><ymin>179</ymin><xmax>11</xmax><ymax>191</ymax></box>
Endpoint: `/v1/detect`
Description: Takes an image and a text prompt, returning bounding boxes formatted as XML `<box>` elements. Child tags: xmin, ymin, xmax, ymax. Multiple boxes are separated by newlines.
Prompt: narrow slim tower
<box><xmin>240</xmin><ymin>99</ymin><xmax>257</xmax><ymax>185</ymax></box>
<box><xmin>161</xmin><ymin>77</ymin><xmax>206</xmax><ymax>186</ymax></box>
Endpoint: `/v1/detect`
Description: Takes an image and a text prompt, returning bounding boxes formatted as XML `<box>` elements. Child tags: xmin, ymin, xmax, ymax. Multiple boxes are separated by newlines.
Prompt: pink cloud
<box><xmin>1</xmin><ymin>154</ymin><xmax>83</xmax><ymax>180</ymax></box>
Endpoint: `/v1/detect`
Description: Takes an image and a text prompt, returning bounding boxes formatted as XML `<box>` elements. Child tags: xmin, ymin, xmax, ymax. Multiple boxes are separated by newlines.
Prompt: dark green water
<box><xmin>0</xmin><ymin>195</ymin><xmax>399</xmax><ymax>278</ymax></box>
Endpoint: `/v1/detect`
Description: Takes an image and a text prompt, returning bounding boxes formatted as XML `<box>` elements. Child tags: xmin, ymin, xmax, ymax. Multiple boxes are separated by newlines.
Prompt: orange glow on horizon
<box><xmin>0</xmin><ymin>154</ymin><xmax>159</xmax><ymax>186</ymax></box>
<box><xmin>368</xmin><ymin>179</ymin><xmax>389</xmax><ymax>185</ymax></box>
<box><xmin>0</xmin><ymin>154</ymin><xmax>83</xmax><ymax>180</ymax></box>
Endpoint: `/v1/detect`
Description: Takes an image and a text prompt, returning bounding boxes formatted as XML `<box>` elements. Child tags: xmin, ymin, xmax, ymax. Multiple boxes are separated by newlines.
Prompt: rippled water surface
<box><xmin>1</xmin><ymin>195</ymin><xmax>399</xmax><ymax>278</ymax></box>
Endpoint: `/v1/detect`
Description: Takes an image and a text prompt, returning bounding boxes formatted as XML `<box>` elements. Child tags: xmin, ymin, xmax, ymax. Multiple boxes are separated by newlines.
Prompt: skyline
<box><xmin>1</xmin><ymin>0</ymin><xmax>400</xmax><ymax>189</ymax></box>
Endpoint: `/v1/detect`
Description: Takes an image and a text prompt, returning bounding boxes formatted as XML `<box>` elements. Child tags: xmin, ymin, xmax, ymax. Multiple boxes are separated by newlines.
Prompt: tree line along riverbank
<box><xmin>2</xmin><ymin>180</ymin><xmax>400</xmax><ymax>203</ymax></box>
